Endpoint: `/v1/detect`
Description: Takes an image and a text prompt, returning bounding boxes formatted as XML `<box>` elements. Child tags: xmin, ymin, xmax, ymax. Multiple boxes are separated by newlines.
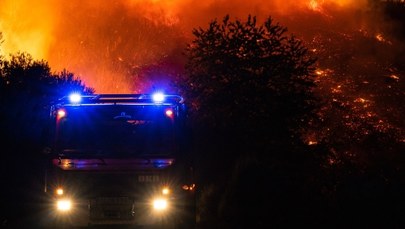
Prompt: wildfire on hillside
<box><xmin>0</xmin><ymin>0</ymin><xmax>403</xmax><ymax>145</ymax></box>
<box><xmin>303</xmin><ymin>21</ymin><xmax>404</xmax><ymax>149</ymax></box>
<box><xmin>0</xmin><ymin>0</ymin><xmax>378</xmax><ymax>93</ymax></box>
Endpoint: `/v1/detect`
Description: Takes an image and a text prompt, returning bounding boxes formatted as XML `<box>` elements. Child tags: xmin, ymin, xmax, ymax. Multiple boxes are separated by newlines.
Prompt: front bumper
<box><xmin>47</xmin><ymin>195</ymin><xmax>183</xmax><ymax>227</ymax></box>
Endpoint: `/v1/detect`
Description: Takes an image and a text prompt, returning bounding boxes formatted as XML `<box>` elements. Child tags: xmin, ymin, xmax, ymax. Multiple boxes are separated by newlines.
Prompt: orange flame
<box><xmin>0</xmin><ymin>0</ymin><xmax>371</xmax><ymax>93</ymax></box>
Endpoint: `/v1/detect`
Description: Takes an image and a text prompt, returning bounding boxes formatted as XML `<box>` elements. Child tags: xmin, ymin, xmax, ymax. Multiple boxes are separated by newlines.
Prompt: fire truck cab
<box><xmin>41</xmin><ymin>92</ymin><xmax>195</xmax><ymax>228</ymax></box>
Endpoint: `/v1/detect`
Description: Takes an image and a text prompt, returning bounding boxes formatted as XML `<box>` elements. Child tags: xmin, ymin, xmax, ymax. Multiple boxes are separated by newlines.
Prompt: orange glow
<box><xmin>56</xmin><ymin>188</ymin><xmax>64</xmax><ymax>195</ymax></box>
<box><xmin>165</xmin><ymin>109</ymin><xmax>174</xmax><ymax>118</ymax></box>
<box><xmin>315</xmin><ymin>68</ymin><xmax>333</xmax><ymax>77</ymax></box>
<box><xmin>0</xmin><ymin>0</ymin><xmax>372</xmax><ymax>93</ymax></box>
<box><xmin>162</xmin><ymin>188</ymin><xmax>170</xmax><ymax>195</ymax></box>
<box><xmin>331</xmin><ymin>85</ymin><xmax>342</xmax><ymax>93</ymax></box>
<box><xmin>57</xmin><ymin>109</ymin><xmax>66</xmax><ymax>119</ymax></box>
<box><xmin>316</xmin><ymin>69</ymin><xmax>324</xmax><ymax>75</ymax></box>
<box><xmin>354</xmin><ymin>98</ymin><xmax>367</xmax><ymax>103</ymax></box>
<box><xmin>0</xmin><ymin>0</ymin><xmax>56</xmax><ymax>59</ymax></box>
<box><xmin>376</xmin><ymin>33</ymin><xmax>385</xmax><ymax>42</ymax></box>
<box><xmin>388</xmin><ymin>74</ymin><xmax>400</xmax><ymax>81</ymax></box>
<box><xmin>182</xmin><ymin>183</ymin><xmax>196</xmax><ymax>191</ymax></box>
<box><xmin>308</xmin><ymin>140</ymin><xmax>318</xmax><ymax>145</ymax></box>
<box><xmin>308</xmin><ymin>0</ymin><xmax>322</xmax><ymax>12</ymax></box>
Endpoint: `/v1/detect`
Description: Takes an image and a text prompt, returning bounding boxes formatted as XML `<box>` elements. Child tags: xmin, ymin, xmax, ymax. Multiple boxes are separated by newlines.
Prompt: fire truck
<box><xmin>41</xmin><ymin>92</ymin><xmax>196</xmax><ymax>228</ymax></box>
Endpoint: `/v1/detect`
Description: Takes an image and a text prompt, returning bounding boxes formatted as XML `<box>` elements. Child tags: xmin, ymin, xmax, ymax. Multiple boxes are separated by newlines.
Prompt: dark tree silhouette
<box><xmin>0</xmin><ymin>51</ymin><xmax>94</xmax><ymax>225</ymax></box>
<box><xmin>0</xmin><ymin>52</ymin><xmax>93</xmax><ymax>150</ymax></box>
<box><xmin>182</xmin><ymin>15</ymin><xmax>317</xmax><ymax>135</ymax></box>
<box><xmin>178</xmin><ymin>15</ymin><xmax>320</xmax><ymax>228</ymax></box>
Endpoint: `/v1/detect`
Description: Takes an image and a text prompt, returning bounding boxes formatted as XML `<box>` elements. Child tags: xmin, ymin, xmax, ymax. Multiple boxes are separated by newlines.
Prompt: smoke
<box><xmin>0</xmin><ymin>0</ymin><xmax>58</xmax><ymax>59</ymax></box>
<box><xmin>0</xmin><ymin>0</ymin><xmax>389</xmax><ymax>93</ymax></box>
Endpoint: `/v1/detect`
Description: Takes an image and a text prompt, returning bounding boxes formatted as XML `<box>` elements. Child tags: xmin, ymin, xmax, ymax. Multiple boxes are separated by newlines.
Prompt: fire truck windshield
<box><xmin>55</xmin><ymin>105</ymin><xmax>176</xmax><ymax>156</ymax></box>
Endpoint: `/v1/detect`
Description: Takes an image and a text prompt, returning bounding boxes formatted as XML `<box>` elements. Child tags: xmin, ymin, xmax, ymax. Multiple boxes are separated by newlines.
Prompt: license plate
<box><xmin>138</xmin><ymin>175</ymin><xmax>159</xmax><ymax>182</ymax></box>
<box><xmin>96</xmin><ymin>197</ymin><xmax>132</xmax><ymax>205</ymax></box>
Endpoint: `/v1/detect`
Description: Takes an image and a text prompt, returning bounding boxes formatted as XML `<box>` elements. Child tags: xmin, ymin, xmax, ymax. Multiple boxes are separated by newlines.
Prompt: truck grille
<box><xmin>90</xmin><ymin>197</ymin><xmax>135</xmax><ymax>221</ymax></box>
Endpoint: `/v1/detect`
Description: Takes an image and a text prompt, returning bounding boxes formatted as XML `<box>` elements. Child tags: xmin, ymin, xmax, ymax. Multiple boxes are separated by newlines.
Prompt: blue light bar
<box><xmin>152</xmin><ymin>92</ymin><xmax>165</xmax><ymax>103</ymax></box>
<box><xmin>69</xmin><ymin>93</ymin><xmax>82</xmax><ymax>103</ymax></box>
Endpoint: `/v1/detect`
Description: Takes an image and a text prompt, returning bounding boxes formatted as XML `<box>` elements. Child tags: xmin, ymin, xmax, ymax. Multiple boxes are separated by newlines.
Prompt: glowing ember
<box><xmin>354</xmin><ymin>98</ymin><xmax>367</xmax><ymax>103</ymax></box>
<box><xmin>316</xmin><ymin>69</ymin><xmax>324</xmax><ymax>76</ymax></box>
<box><xmin>376</xmin><ymin>33</ymin><xmax>385</xmax><ymax>42</ymax></box>
<box><xmin>331</xmin><ymin>85</ymin><xmax>342</xmax><ymax>93</ymax></box>
<box><xmin>308</xmin><ymin>140</ymin><xmax>318</xmax><ymax>145</ymax></box>
<box><xmin>388</xmin><ymin>74</ymin><xmax>400</xmax><ymax>81</ymax></box>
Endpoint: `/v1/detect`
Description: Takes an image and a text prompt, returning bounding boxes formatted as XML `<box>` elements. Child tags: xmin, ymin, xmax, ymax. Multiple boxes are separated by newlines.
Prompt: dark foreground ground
<box><xmin>1</xmin><ymin>183</ymin><xmax>404</xmax><ymax>229</ymax></box>
<box><xmin>1</xmin><ymin>148</ymin><xmax>404</xmax><ymax>229</ymax></box>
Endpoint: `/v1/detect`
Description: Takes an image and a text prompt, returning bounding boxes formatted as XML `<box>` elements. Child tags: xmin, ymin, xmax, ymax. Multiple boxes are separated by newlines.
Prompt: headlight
<box><xmin>162</xmin><ymin>187</ymin><xmax>170</xmax><ymax>195</ymax></box>
<box><xmin>152</xmin><ymin>198</ymin><xmax>168</xmax><ymax>211</ymax></box>
<box><xmin>152</xmin><ymin>187</ymin><xmax>170</xmax><ymax>211</ymax></box>
<box><xmin>56</xmin><ymin>188</ymin><xmax>64</xmax><ymax>196</ymax></box>
<box><xmin>56</xmin><ymin>199</ymin><xmax>72</xmax><ymax>212</ymax></box>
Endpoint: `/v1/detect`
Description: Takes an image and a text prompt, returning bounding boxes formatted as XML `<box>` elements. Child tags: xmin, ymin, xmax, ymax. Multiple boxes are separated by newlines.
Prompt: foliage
<box><xmin>0</xmin><ymin>49</ymin><xmax>94</xmax><ymax>224</ymax></box>
<box><xmin>0</xmin><ymin>52</ymin><xmax>94</xmax><ymax>151</ymax></box>
<box><xmin>181</xmin><ymin>15</ymin><xmax>317</xmax><ymax>141</ymax></box>
<box><xmin>179</xmin><ymin>14</ymin><xmax>320</xmax><ymax>228</ymax></box>
<box><xmin>180</xmin><ymin>12</ymin><xmax>405</xmax><ymax>227</ymax></box>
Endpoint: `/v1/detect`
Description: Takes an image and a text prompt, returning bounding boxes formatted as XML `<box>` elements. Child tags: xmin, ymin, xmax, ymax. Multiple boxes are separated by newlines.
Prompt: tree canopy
<box><xmin>178</xmin><ymin>15</ymin><xmax>320</xmax><ymax>228</ymax></box>
<box><xmin>0</xmin><ymin>51</ymin><xmax>93</xmax><ymax>151</ymax></box>
<box><xmin>181</xmin><ymin>14</ymin><xmax>317</xmax><ymax>143</ymax></box>
<box><xmin>178</xmin><ymin>13</ymin><xmax>404</xmax><ymax>228</ymax></box>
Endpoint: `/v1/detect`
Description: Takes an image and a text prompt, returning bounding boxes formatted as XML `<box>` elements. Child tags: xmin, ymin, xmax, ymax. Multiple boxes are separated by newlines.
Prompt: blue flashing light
<box><xmin>152</xmin><ymin>92</ymin><xmax>165</xmax><ymax>103</ymax></box>
<box><xmin>69</xmin><ymin>93</ymin><xmax>82</xmax><ymax>103</ymax></box>
<box><xmin>152</xmin><ymin>159</ymin><xmax>172</xmax><ymax>168</ymax></box>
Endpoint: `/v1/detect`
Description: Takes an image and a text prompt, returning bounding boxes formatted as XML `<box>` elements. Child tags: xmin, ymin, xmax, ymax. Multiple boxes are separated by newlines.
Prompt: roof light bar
<box><xmin>68</xmin><ymin>93</ymin><xmax>82</xmax><ymax>103</ymax></box>
<box><xmin>152</xmin><ymin>92</ymin><xmax>165</xmax><ymax>103</ymax></box>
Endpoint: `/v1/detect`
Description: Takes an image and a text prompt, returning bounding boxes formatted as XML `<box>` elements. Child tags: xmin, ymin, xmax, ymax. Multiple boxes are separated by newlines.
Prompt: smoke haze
<box><xmin>0</xmin><ymin>0</ymin><xmax>390</xmax><ymax>93</ymax></box>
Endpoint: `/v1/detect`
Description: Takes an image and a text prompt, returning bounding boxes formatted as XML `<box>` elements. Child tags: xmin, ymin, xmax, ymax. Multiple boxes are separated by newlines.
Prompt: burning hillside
<box><xmin>2</xmin><ymin>0</ymin><xmax>400</xmax><ymax>93</ymax></box>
